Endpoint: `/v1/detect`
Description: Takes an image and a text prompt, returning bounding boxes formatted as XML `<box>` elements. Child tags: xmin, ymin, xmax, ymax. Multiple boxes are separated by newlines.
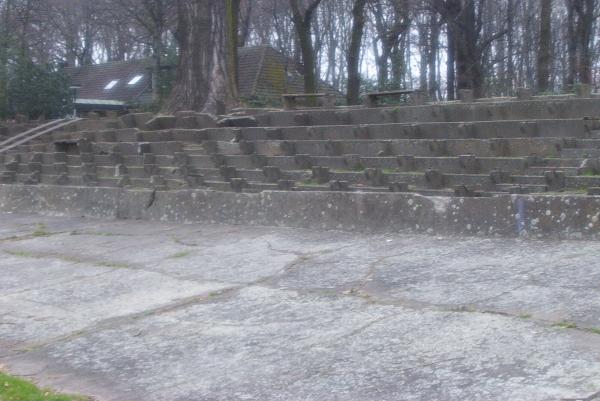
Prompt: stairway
<box><xmin>0</xmin><ymin>118</ymin><xmax>81</xmax><ymax>154</ymax></box>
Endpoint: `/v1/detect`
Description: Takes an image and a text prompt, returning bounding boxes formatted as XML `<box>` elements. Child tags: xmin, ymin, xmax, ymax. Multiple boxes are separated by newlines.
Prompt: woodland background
<box><xmin>0</xmin><ymin>0</ymin><xmax>597</xmax><ymax>117</ymax></box>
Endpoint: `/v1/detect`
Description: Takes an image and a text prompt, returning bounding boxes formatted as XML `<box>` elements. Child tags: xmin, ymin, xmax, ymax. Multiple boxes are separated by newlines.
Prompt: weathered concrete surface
<box><xmin>2</xmin><ymin>213</ymin><xmax>600</xmax><ymax>401</ymax></box>
<box><xmin>2</xmin><ymin>184</ymin><xmax>600</xmax><ymax>239</ymax></box>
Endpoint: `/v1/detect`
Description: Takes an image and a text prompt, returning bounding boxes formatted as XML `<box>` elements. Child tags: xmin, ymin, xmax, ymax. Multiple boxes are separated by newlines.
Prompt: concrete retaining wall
<box><xmin>1</xmin><ymin>184</ymin><xmax>600</xmax><ymax>239</ymax></box>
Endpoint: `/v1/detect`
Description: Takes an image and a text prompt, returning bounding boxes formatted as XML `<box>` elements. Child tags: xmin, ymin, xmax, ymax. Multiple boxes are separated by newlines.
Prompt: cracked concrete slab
<box><xmin>2</xmin><ymin>212</ymin><xmax>600</xmax><ymax>401</ymax></box>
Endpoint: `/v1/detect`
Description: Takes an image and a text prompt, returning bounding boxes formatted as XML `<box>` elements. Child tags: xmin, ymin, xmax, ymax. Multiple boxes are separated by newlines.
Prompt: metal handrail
<box><xmin>0</xmin><ymin>118</ymin><xmax>81</xmax><ymax>154</ymax></box>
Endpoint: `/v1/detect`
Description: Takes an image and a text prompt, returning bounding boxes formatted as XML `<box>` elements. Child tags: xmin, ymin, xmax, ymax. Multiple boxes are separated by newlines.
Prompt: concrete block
<box><xmin>119</xmin><ymin>113</ymin><xmax>152</xmax><ymax>129</ymax></box>
<box><xmin>277</xmin><ymin>180</ymin><xmax>296</xmax><ymax>190</ymax></box>
<box><xmin>78</xmin><ymin>138</ymin><xmax>93</xmax><ymax>153</ymax></box>
<box><xmin>202</xmin><ymin>141</ymin><xmax>219</xmax><ymax>154</ymax></box>
<box><xmin>262</xmin><ymin>166</ymin><xmax>281</xmax><ymax>183</ymax></box>
<box><xmin>280</xmin><ymin>141</ymin><xmax>297</xmax><ymax>156</ymax></box>
<box><xmin>265</xmin><ymin>128</ymin><xmax>283</xmax><ymax>140</ymax></box>
<box><xmin>335</xmin><ymin>111</ymin><xmax>351</xmax><ymax>125</ymax></box>
<box><xmin>220</xmin><ymin>166</ymin><xmax>237</xmax><ymax>181</ymax></box>
<box><xmin>578</xmin><ymin>158</ymin><xmax>600</xmax><ymax>176</ymax></box>
<box><xmin>329</xmin><ymin>180</ymin><xmax>350</xmax><ymax>191</ymax></box>
<box><xmin>353</xmin><ymin>125</ymin><xmax>370</xmax><ymax>139</ymax></box>
<box><xmin>115</xmin><ymin>164</ymin><xmax>128</xmax><ymax>177</ymax></box>
<box><xmin>425</xmin><ymin>169</ymin><xmax>445</xmax><ymax>189</ymax></box>
<box><xmin>458</xmin><ymin>154</ymin><xmax>481</xmax><ymax>173</ymax></box>
<box><xmin>117</xmin><ymin>176</ymin><xmax>131</xmax><ymax>188</ymax></box>
<box><xmin>587</xmin><ymin>187</ymin><xmax>600</xmax><ymax>195</ymax></box>
<box><xmin>544</xmin><ymin>170</ymin><xmax>566</xmax><ymax>191</ymax></box>
<box><xmin>143</xmin><ymin>153</ymin><xmax>156</xmax><ymax>165</ymax></box>
<box><xmin>295</xmin><ymin>154</ymin><xmax>313</xmax><ymax>170</ymax></box>
<box><xmin>389</xmin><ymin>182</ymin><xmax>409</xmax><ymax>192</ymax></box>
<box><xmin>459</xmin><ymin>89</ymin><xmax>474</xmax><ymax>103</ymax></box>
<box><xmin>251</xmin><ymin>154</ymin><xmax>268</xmax><ymax>168</ymax></box>
<box><xmin>150</xmin><ymin>175</ymin><xmax>167</xmax><ymax>190</ymax></box>
<box><xmin>217</xmin><ymin>116</ymin><xmax>258</xmax><ymax>128</ymax></box>
<box><xmin>312</xmin><ymin>167</ymin><xmax>331</xmax><ymax>184</ymax></box>
<box><xmin>239</xmin><ymin>140</ymin><xmax>255</xmax><ymax>155</ymax></box>
<box><xmin>293</xmin><ymin>113</ymin><xmax>310</xmax><ymax>126</ymax></box>
<box><xmin>55</xmin><ymin>174</ymin><xmax>69</xmax><ymax>185</ymax></box>
<box><xmin>212</xmin><ymin>154</ymin><xmax>226</xmax><ymax>167</ymax></box>
<box><xmin>80</xmin><ymin>153</ymin><xmax>94</xmax><ymax>164</ymax></box>
<box><xmin>516</xmin><ymin>87</ymin><xmax>533</xmax><ymax>100</ymax></box>
<box><xmin>138</xmin><ymin>143</ymin><xmax>152</xmax><ymax>155</ymax></box>
<box><xmin>325</xmin><ymin>140</ymin><xmax>343</xmax><ymax>156</ymax></box>
<box><xmin>409</xmin><ymin>91</ymin><xmax>427</xmax><ymax>105</ymax></box>
<box><xmin>54</xmin><ymin>163</ymin><xmax>67</xmax><ymax>174</ymax></box>
<box><xmin>454</xmin><ymin>185</ymin><xmax>477</xmax><ymax>197</ymax></box>
<box><xmin>230</xmin><ymin>178</ymin><xmax>247</xmax><ymax>193</ymax></box>
<box><xmin>576</xmin><ymin>84</ymin><xmax>592</xmax><ymax>98</ymax></box>
<box><xmin>397</xmin><ymin>155</ymin><xmax>416</xmax><ymax>171</ymax></box>
<box><xmin>490</xmin><ymin>139</ymin><xmax>510</xmax><ymax>157</ymax></box>
<box><xmin>490</xmin><ymin>170</ymin><xmax>512</xmax><ymax>184</ymax></box>
<box><xmin>363</xmin><ymin>168</ymin><xmax>387</xmax><ymax>186</ymax></box>
<box><xmin>343</xmin><ymin>154</ymin><xmax>363</xmax><ymax>170</ymax></box>
<box><xmin>173</xmin><ymin>152</ymin><xmax>188</xmax><ymax>167</ymax></box>
<box><xmin>145</xmin><ymin>115</ymin><xmax>176</xmax><ymax>131</ymax></box>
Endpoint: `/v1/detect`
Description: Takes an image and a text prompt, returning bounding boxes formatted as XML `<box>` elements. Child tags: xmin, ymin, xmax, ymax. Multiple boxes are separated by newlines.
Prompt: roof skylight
<box><xmin>128</xmin><ymin>75</ymin><xmax>143</xmax><ymax>85</ymax></box>
<box><xmin>104</xmin><ymin>80</ymin><xmax>119</xmax><ymax>90</ymax></box>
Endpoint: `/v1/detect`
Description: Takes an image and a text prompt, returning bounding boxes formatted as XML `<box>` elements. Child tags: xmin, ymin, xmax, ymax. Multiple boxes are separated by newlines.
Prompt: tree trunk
<box><xmin>163</xmin><ymin>0</ymin><xmax>238</xmax><ymax>114</ymax></box>
<box><xmin>445</xmin><ymin>0</ymin><xmax>461</xmax><ymax>100</ymax></box>
<box><xmin>346</xmin><ymin>0</ymin><xmax>367</xmax><ymax>105</ymax></box>
<box><xmin>290</xmin><ymin>0</ymin><xmax>323</xmax><ymax>95</ymax></box>
<box><xmin>566</xmin><ymin>1</ymin><xmax>577</xmax><ymax>88</ymax></box>
<box><xmin>576</xmin><ymin>0</ymin><xmax>595</xmax><ymax>85</ymax></box>
<box><xmin>537</xmin><ymin>0</ymin><xmax>552</xmax><ymax>92</ymax></box>
<box><xmin>428</xmin><ymin>15</ymin><xmax>441</xmax><ymax>100</ymax></box>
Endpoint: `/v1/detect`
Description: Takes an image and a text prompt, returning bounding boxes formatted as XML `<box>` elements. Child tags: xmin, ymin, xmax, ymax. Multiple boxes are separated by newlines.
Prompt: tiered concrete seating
<box><xmin>3</xmin><ymin>97</ymin><xmax>600</xmax><ymax>197</ymax></box>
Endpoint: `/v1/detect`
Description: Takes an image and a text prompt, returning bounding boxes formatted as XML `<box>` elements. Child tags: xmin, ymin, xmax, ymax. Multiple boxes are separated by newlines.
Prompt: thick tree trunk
<box><xmin>537</xmin><ymin>0</ymin><xmax>552</xmax><ymax>93</ymax></box>
<box><xmin>576</xmin><ymin>0</ymin><xmax>595</xmax><ymax>85</ymax></box>
<box><xmin>163</xmin><ymin>0</ymin><xmax>238</xmax><ymax>114</ymax></box>
<box><xmin>290</xmin><ymin>0</ymin><xmax>323</xmax><ymax>95</ymax></box>
<box><xmin>445</xmin><ymin>0</ymin><xmax>461</xmax><ymax>100</ymax></box>
<box><xmin>428</xmin><ymin>17</ymin><xmax>440</xmax><ymax>100</ymax></box>
<box><xmin>566</xmin><ymin>1</ymin><xmax>577</xmax><ymax>88</ymax></box>
<box><xmin>446</xmin><ymin>22</ymin><xmax>456</xmax><ymax>100</ymax></box>
<box><xmin>346</xmin><ymin>0</ymin><xmax>367</xmax><ymax>105</ymax></box>
<box><xmin>418</xmin><ymin>20</ymin><xmax>428</xmax><ymax>93</ymax></box>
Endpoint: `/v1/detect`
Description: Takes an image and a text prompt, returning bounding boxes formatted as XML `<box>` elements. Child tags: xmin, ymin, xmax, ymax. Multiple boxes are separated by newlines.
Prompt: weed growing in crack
<box><xmin>32</xmin><ymin>223</ymin><xmax>51</xmax><ymax>237</ymax></box>
<box><xmin>552</xmin><ymin>320</ymin><xmax>578</xmax><ymax>329</ymax></box>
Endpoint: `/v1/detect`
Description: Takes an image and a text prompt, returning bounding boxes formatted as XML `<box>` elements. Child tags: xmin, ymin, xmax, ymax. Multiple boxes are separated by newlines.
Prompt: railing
<box><xmin>0</xmin><ymin>118</ymin><xmax>81</xmax><ymax>154</ymax></box>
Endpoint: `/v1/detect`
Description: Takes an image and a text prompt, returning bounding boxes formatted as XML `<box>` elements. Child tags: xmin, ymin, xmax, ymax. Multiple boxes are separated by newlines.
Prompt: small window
<box><xmin>104</xmin><ymin>80</ymin><xmax>119</xmax><ymax>90</ymax></box>
<box><xmin>128</xmin><ymin>75</ymin><xmax>143</xmax><ymax>85</ymax></box>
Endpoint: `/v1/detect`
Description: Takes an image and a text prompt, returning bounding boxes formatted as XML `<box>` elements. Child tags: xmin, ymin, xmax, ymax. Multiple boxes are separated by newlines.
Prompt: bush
<box><xmin>6</xmin><ymin>58</ymin><xmax>72</xmax><ymax>119</ymax></box>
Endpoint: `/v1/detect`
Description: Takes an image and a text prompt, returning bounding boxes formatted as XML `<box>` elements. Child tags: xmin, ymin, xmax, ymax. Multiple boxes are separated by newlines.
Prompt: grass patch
<box><xmin>168</xmin><ymin>251</ymin><xmax>192</xmax><ymax>259</ymax></box>
<box><xmin>4</xmin><ymin>250</ymin><xmax>36</xmax><ymax>258</ymax></box>
<box><xmin>70</xmin><ymin>231</ymin><xmax>130</xmax><ymax>237</ymax></box>
<box><xmin>351</xmin><ymin>162</ymin><xmax>366</xmax><ymax>172</ymax></box>
<box><xmin>518</xmin><ymin>313</ymin><xmax>532</xmax><ymax>319</ymax></box>
<box><xmin>552</xmin><ymin>320</ymin><xmax>578</xmax><ymax>329</ymax></box>
<box><xmin>587</xmin><ymin>328</ymin><xmax>600</xmax><ymax>335</ymax></box>
<box><xmin>4</xmin><ymin>250</ymin><xmax>128</xmax><ymax>269</ymax></box>
<box><xmin>0</xmin><ymin>372</ymin><xmax>89</xmax><ymax>401</ymax></box>
<box><xmin>31</xmin><ymin>224</ymin><xmax>51</xmax><ymax>238</ymax></box>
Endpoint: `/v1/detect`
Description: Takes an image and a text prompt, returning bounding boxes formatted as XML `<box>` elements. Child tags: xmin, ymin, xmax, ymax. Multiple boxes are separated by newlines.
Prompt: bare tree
<box><xmin>290</xmin><ymin>0</ymin><xmax>325</xmax><ymax>94</ymax></box>
<box><xmin>347</xmin><ymin>0</ymin><xmax>368</xmax><ymax>104</ymax></box>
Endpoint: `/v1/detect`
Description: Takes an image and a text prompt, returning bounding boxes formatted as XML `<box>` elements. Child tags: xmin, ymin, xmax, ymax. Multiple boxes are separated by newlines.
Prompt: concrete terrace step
<box><xmin>561</xmin><ymin>148</ymin><xmax>600</xmax><ymax>158</ymax></box>
<box><xmin>202</xmin><ymin>119</ymin><xmax>593</xmax><ymax>142</ymax></box>
<box><xmin>211</xmin><ymin>138</ymin><xmax>565</xmax><ymax>158</ymax></box>
<box><xmin>257</xmin><ymin>99</ymin><xmax>600</xmax><ymax>127</ymax></box>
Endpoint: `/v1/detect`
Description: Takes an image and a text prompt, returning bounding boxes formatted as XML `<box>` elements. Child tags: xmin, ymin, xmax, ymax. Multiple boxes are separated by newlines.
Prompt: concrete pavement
<box><xmin>1</xmin><ymin>212</ymin><xmax>600</xmax><ymax>401</ymax></box>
